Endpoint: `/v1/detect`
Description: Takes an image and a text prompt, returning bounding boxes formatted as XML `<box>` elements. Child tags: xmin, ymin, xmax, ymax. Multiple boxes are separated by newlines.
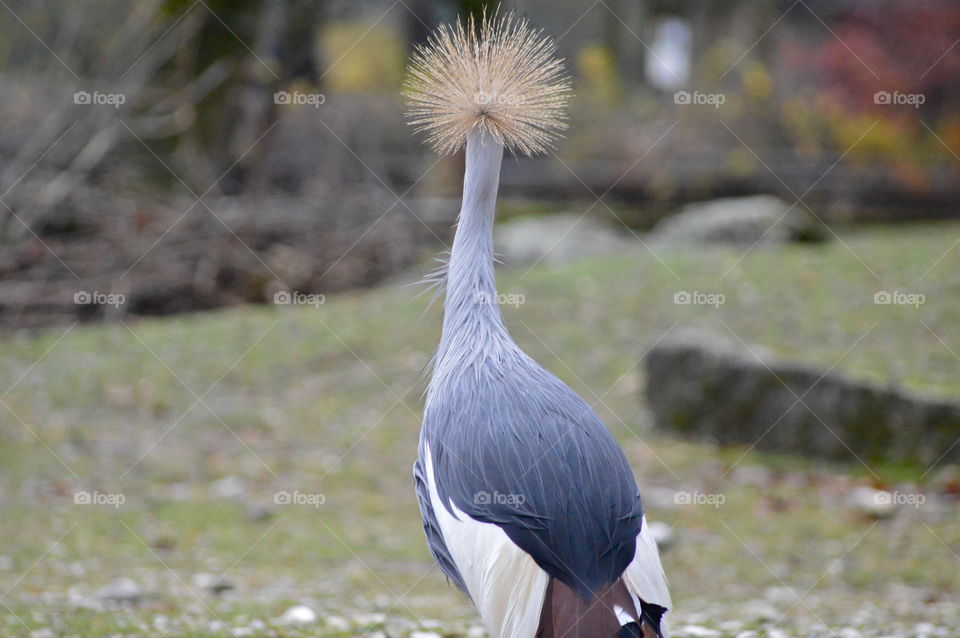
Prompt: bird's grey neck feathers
<box><xmin>434</xmin><ymin>131</ymin><xmax>513</xmax><ymax>370</ymax></box>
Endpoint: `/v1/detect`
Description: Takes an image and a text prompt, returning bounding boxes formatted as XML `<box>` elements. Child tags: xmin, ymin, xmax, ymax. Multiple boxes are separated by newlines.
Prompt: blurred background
<box><xmin>1</xmin><ymin>0</ymin><xmax>959</xmax><ymax>636</ymax></box>
<box><xmin>2</xmin><ymin>0</ymin><xmax>959</xmax><ymax>327</ymax></box>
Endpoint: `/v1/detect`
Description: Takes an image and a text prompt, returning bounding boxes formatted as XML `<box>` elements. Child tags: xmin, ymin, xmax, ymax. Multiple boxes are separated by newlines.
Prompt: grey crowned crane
<box><xmin>405</xmin><ymin>12</ymin><xmax>671</xmax><ymax>638</ymax></box>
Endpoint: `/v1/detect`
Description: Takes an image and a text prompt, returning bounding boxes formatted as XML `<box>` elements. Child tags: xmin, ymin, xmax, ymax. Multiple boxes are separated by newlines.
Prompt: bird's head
<box><xmin>403</xmin><ymin>10</ymin><xmax>571</xmax><ymax>157</ymax></box>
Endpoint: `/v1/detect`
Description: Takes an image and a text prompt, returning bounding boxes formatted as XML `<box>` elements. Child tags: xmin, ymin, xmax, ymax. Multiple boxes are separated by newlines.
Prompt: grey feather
<box><xmin>421</xmin><ymin>347</ymin><xmax>643</xmax><ymax>599</ymax></box>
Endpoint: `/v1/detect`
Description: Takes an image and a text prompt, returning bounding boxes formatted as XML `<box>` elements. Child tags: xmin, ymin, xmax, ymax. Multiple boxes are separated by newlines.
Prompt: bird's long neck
<box><xmin>436</xmin><ymin>130</ymin><xmax>511</xmax><ymax>363</ymax></box>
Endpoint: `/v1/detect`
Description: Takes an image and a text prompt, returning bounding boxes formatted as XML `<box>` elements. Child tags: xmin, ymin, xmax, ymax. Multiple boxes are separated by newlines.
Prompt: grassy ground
<box><xmin>1</xmin><ymin>222</ymin><xmax>959</xmax><ymax>637</ymax></box>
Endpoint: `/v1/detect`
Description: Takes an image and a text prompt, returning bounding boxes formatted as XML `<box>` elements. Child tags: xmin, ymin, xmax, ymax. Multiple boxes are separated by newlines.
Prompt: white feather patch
<box><xmin>623</xmin><ymin>515</ymin><xmax>672</xmax><ymax>635</ymax></box>
<box><xmin>424</xmin><ymin>444</ymin><xmax>549</xmax><ymax>638</ymax></box>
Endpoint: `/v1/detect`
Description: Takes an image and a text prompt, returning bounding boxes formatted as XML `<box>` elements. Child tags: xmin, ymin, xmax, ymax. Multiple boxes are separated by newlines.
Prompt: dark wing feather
<box><xmin>423</xmin><ymin>355</ymin><xmax>643</xmax><ymax>600</ymax></box>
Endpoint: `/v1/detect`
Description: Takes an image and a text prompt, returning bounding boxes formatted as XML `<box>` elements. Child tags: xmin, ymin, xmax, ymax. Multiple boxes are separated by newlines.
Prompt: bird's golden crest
<box><xmin>403</xmin><ymin>11</ymin><xmax>571</xmax><ymax>156</ymax></box>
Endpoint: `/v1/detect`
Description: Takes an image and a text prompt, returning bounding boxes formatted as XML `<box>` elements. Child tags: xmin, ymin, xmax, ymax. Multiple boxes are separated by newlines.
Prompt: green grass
<box><xmin>1</xmin><ymin>222</ymin><xmax>958</xmax><ymax>636</ymax></box>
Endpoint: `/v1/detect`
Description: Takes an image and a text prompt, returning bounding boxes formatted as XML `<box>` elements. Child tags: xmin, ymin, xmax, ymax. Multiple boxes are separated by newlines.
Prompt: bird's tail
<box><xmin>536</xmin><ymin>577</ymin><xmax>664</xmax><ymax>638</ymax></box>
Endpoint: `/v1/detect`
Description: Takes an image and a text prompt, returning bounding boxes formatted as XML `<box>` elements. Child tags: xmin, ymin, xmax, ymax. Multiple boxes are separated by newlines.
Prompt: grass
<box><xmin>1</xmin><ymin>222</ymin><xmax>958</xmax><ymax>636</ymax></box>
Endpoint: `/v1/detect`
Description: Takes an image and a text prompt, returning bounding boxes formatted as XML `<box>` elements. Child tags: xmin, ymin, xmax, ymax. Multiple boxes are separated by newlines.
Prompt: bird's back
<box><xmin>423</xmin><ymin>352</ymin><xmax>642</xmax><ymax>596</ymax></box>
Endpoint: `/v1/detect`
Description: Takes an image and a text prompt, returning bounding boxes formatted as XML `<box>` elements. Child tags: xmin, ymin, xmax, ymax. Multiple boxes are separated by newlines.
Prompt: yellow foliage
<box><xmin>831</xmin><ymin>114</ymin><xmax>901</xmax><ymax>160</ymax></box>
<box><xmin>575</xmin><ymin>44</ymin><xmax>621</xmax><ymax>104</ymax></box>
<box><xmin>321</xmin><ymin>19</ymin><xmax>405</xmax><ymax>92</ymax></box>
<box><xmin>781</xmin><ymin>97</ymin><xmax>825</xmax><ymax>157</ymax></box>
<box><xmin>742</xmin><ymin>62</ymin><xmax>771</xmax><ymax>101</ymax></box>
<box><xmin>726</xmin><ymin>147</ymin><xmax>758</xmax><ymax>177</ymax></box>
<box><xmin>783</xmin><ymin>92</ymin><xmax>930</xmax><ymax>166</ymax></box>
<box><xmin>703</xmin><ymin>39</ymin><xmax>742</xmax><ymax>80</ymax></box>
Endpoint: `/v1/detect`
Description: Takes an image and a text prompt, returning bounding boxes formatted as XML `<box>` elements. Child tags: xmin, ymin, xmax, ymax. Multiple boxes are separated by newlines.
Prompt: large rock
<box><xmin>495</xmin><ymin>213</ymin><xmax>633</xmax><ymax>265</ymax></box>
<box><xmin>645</xmin><ymin>330</ymin><xmax>960</xmax><ymax>465</ymax></box>
<box><xmin>652</xmin><ymin>195</ymin><xmax>823</xmax><ymax>245</ymax></box>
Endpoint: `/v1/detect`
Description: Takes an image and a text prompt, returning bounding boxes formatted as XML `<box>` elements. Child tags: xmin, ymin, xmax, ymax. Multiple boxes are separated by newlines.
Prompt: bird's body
<box><xmin>406</xmin><ymin>13</ymin><xmax>671</xmax><ymax>637</ymax></box>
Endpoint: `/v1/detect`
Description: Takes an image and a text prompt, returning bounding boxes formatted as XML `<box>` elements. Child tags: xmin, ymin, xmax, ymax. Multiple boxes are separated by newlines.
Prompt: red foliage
<box><xmin>788</xmin><ymin>3</ymin><xmax>960</xmax><ymax>116</ymax></box>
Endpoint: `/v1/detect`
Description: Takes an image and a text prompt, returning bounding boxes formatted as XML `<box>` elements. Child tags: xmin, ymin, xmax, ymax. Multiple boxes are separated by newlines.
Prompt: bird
<box><xmin>405</xmin><ymin>11</ymin><xmax>671</xmax><ymax>638</ymax></box>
